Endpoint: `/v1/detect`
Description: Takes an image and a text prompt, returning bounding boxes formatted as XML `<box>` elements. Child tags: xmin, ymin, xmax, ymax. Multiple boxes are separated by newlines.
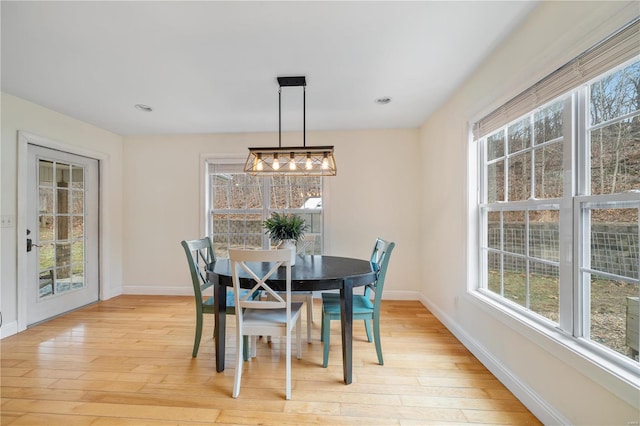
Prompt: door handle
<box><xmin>26</xmin><ymin>229</ymin><xmax>41</xmax><ymax>252</ymax></box>
<box><xmin>26</xmin><ymin>239</ymin><xmax>42</xmax><ymax>252</ymax></box>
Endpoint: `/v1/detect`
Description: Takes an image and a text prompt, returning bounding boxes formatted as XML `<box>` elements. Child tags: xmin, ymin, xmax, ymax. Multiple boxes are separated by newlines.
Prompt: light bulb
<box><xmin>322</xmin><ymin>152</ymin><xmax>329</xmax><ymax>169</ymax></box>
<box><xmin>289</xmin><ymin>153</ymin><xmax>296</xmax><ymax>170</ymax></box>
<box><xmin>256</xmin><ymin>154</ymin><xmax>263</xmax><ymax>171</ymax></box>
<box><xmin>306</xmin><ymin>153</ymin><xmax>312</xmax><ymax>170</ymax></box>
<box><xmin>273</xmin><ymin>155</ymin><xmax>280</xmax><ymax>170</ymax></box>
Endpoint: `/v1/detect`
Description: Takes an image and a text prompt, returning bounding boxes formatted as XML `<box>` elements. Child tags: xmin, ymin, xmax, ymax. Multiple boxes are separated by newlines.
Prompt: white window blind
<box><xmin>207</xmin><ymin>162</ymin><xmax>244</xmax><ymax>174</ymax></box>
<box><xmin>474</xmin><ymin>18</ymin><xmax>640</xmax><ymax>139</ymax></box>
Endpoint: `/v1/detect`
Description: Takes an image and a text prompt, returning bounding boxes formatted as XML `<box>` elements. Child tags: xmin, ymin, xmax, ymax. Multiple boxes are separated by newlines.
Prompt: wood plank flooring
<box><xmin>1</xmin><ymin>295</ymin><xmax>541</xmax><ymax>425</ymax></box>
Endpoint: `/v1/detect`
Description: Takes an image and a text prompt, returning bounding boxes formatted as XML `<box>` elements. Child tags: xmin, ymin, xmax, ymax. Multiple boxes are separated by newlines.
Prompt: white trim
<box><xmin>0</xmin><ymin>321</ymin><xmax>18</xmax><ymax>339</ymax></box>
<box><xmin>25</xmin><ymin>145</ymin><xmax>99</xmax><ymax>324</ymax></box>
<box><xmin>17</xmin><ymin>134</ymin><xmax>29</xmax><ymax>332</ymax></box>
<box><xmin>199</xmin><ymin>153</ymin><xmax>245</xmax><ymax>237</ymax></box>
<box><xmin>463</xmin><ymin>128</ymin><xmax>552</xmax><ymax>423</ymax></box>
<box><xmin>201</xmin><ymin>153</ymin><xmax>328</xmax><ymax>254</ymax></box>
<box><xmin>199</xmin><ymin>154</ymin><xmax>208</xmax><ymax>238</ymax></box>
<box><xmin>467</xmin><ymin>124</ymin><xmax>480</xmax><ymax>293</ymax></box>
<box><xmin>472</xmin><ymin>77</ymin><xmax>640</xmax><ymax>394</ymax></box>
<box><xmin>17</xmin><ymin>131</ymin><xmax>113</xmax><ymax>333</ymax></box>
<box><xmin>466</xmin><ymin>291</ymin><xmax>640</xmax><ymax>408</ymax></box>
<box><xmin>122</xmin><ymin>285</ymin><xmax>192</xmax><ymax>296</ymax></box>
<box><xmin>419</xmin><ymin>293</ymin><xmax>569</xmax><ymax>425</ymax></box>
<box><xmin>466</xmin><ymin>101</ymin><xmax>639</xmax><ymax>416</ymax></box>
<box><xmin>379</xmin><ymin>290</ymin><xmax>420</xmax><ymax>300</ymax></box>
<box><xmin>120</xmin><ymin>286</ymin><xmax>420</xmax><ymax>300</ymax></box>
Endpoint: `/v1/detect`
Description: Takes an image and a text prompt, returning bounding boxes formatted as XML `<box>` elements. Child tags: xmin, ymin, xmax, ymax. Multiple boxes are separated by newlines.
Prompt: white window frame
<box><xmin>477</xmin><ymin>95</ymin><xmax>573</xmax><ymax>325</ymax></box>
<box><xmin>202</xmin><ymin>156</ymin><xmax>324</xmax><ymax>257</ymax></box>
<box><xmin>471</xmin><ymin>56</ymin><xmax>640</xmax><ymax>400</ymax></box>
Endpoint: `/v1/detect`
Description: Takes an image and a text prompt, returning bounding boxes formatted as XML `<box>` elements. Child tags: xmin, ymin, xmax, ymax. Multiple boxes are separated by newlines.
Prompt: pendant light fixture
<box><xmin>244</xmin><ymin>76</ymin><xmax>337</xmax><ymax>176</ymax></box>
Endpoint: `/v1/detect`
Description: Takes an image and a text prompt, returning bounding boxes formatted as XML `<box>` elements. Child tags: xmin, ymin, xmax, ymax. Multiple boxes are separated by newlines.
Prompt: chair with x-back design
<box><xmin>230</xmin><ymin>248</ymin><xmax>303</xmax><ymax>400</ymax></box>
<box><xmin>320</xmin><ymin>237</ymin><xmax>395</xmax><ymax>367</ymax></box>
<box><xmin>181</xmin><ymin>237</ymin><xmax>254</xmax><ymax>359</ymax></box>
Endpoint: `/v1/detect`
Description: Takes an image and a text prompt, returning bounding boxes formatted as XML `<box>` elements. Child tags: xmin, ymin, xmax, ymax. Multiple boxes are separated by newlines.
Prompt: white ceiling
<box><xmin>1</xmin><ymin>1</ymin><xmax>538</xmax><ymax>136</ymax></box>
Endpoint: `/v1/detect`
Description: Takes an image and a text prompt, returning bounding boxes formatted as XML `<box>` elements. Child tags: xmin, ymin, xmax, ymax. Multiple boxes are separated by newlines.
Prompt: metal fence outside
<box><xmin>489</xmin><ymin>223</ymin><xmax>639</xmax><ymax>278</ymax></box>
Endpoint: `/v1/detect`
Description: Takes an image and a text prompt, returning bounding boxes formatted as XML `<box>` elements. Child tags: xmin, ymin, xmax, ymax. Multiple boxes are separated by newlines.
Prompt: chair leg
<box><xmin>364</xmin><ymin>318</ymin><xmax>373</xmax><ymax>343</ymax></box>
<box><xmin>286</xmin><ymin>327</ymin><xmax>292</xmax><ymax>400</ymax></box>
<box><xmin>296</xmin><ymin>315</ymin><xmax>302</xmax><ymax>359</ymax></box>
<box><xmin>250</xmin><ymin>335</ymin><xmax>257</xmax><ymax>358</ymax></box>
<box><xmin>306</xmin><ymin>295</ymin><xmax>312</xmax><ymax>343</ymax></box>
<box><xmin>192</xmin><ymin>313</ymin><xmax>203</xmax><ymax>357</ymax></box>
<box><xmin>233</xmin><ymin>332</ymin><xmax>244</xmax><ymax>398</ymax></box>
<box><xmin>320</xmin><ymin>310</ymin><xmax>324</xmax><ymax>342</ymax></box>
<box><xmin>322</xmin><ymin>313</ymin><xmax>331</xmax><ymax>368</ymax></box>
<box><xmin>373</xmin><ymin>315</ymin><xmax>383</xmax><ymax>365</ymax></box>
<box><xmin>243</xmin><ymin>336</ymin><xmax>250</xmax><ymax>361</ymax></box>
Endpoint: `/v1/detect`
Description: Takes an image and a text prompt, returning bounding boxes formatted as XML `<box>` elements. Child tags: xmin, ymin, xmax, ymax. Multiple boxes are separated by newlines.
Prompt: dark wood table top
<box><xmin>207</xmin><ymin>254</ymin><xmax>377</xmax><ymax>383</ymax></box>
<box><xmin>208</xmin><ymin>255</ymin><xmax>376</xmax><ymax>291</ymax></box>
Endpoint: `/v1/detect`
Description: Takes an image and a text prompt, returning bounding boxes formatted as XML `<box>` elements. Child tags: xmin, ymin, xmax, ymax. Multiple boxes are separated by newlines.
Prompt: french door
<box><xmin>26</xmin><ymin>144</ymin><xmax>99</xmax><ymax>325</ymax></box>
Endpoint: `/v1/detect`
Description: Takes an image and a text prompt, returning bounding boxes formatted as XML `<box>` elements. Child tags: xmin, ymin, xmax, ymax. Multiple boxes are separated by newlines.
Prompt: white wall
<box><xmin>0</xmin><ymin>93</ymin><xmax>124</xmax><ymax>336</ymax></box>
<box><xmin>121</xmin><ymin>129</ymin><xmax>421</xmax><ymax>298</ymax></box>
<box><xmin>2</xmin><ymin>1</ymin><xmax>638</xmax><ymax>422</ymax></box>
<box><xmin>419</xmin><ymin>1</ymin><xmax>639</xmax><ymax>425</ymax></box>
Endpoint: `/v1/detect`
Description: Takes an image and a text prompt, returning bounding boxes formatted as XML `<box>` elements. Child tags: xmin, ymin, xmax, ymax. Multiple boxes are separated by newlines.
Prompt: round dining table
<box><xmin>207</xmin><ymin>254</ymin><xmax>377</xmax><ymax>384</ymax></box>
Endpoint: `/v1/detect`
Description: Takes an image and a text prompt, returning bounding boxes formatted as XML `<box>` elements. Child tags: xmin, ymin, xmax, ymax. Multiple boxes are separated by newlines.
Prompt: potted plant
<box><xmin>263</xmin><ymin>212</ymin><xmax>309</xmax><ymax>265</ymax></box>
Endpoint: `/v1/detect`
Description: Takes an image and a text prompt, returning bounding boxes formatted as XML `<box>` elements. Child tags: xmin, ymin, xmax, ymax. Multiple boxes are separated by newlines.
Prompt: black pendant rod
<box><xmin>278</xmin><ymin>87</ymin><xmax>282</xmax><ymax>148</ymax></box>
<box><xmin>277</xmin><ymin>76</ymin><xmax>307</xmax><ymax>149</ymax></box>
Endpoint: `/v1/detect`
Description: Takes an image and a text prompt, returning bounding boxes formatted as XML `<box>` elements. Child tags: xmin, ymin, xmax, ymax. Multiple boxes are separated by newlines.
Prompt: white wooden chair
<box><xmin>266</xmin><ymin>236</ymin><xmax>316</xmax><ymax>343</ymax></box>
<box><xmin>230</xmin><ymin>248</ymin><xmax>303</xmax><ymax>400</ymax></box>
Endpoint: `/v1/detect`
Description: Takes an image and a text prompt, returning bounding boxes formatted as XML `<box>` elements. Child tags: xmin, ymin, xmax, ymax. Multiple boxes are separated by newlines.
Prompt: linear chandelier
<box><xmin>244</xmin><ymin>76</ymin><xmax>337</xmax><ymax>176</ymax></box>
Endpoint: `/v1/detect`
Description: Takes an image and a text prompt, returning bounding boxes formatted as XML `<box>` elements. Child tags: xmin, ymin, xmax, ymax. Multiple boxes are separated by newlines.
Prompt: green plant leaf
<box><xmin>262</xmin><ymin>212</ymin><xmax>309</xmax><ymax>243</ymax></box>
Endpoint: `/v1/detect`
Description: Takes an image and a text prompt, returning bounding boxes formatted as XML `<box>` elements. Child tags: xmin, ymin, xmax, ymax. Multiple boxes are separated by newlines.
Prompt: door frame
<box><xmin>17</xmin><ymin>131</ymin><xmax>109</xmax><ymax>332</ymax></box>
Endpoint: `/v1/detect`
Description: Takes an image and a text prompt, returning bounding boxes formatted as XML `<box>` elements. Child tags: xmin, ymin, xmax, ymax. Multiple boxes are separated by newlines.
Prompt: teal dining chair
<box><xmin>181</xmin><ymin>237</ymin><xmax>253</xmax><ymax>359</ymax></box>
<box><xmin>320</xmin><ymin>237</ymin><xmax>395</xmax><ymax>367</ymax></box>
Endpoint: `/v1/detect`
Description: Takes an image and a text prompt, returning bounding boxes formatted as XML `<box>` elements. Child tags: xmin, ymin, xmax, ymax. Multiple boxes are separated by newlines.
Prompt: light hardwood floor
<box><xmin>1</xmin><ymin>295</ymin><xmax>541</xmax><ymax>425</ymax></box>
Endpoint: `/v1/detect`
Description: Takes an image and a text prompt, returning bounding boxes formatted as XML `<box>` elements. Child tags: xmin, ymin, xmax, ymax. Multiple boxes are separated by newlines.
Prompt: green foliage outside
<box><xmin>489</xmin><ymin>270</ymin><xmax>639</xmax><ymax>360</ymax></box>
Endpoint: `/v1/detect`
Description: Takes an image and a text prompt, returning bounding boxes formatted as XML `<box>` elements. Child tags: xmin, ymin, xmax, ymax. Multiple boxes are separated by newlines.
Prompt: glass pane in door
<box><xmin>37</xmin><ymin>159</ymin><xmax>86</xmax><ymax>299</ymax></box>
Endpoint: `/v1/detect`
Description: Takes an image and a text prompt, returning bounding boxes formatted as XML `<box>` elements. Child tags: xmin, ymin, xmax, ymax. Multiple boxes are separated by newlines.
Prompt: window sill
<box><xmin>469</xmin><ymin>289</ymin><xmax>640</xmax><ymax>409</ymax></box>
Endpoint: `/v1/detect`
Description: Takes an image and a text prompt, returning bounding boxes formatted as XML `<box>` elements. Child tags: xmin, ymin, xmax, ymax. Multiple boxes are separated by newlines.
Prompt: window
<box><xmin>206</xmin><ymin>160</ymin><xmax>323</xmax><ymax>258</ymax></box>
<box><xmin>482</xmin><ymin>98</ymin><xmax>567</xmax><ymax>324</ymax></box>
<box><xmin>578</xmin><ymin>62</ymin><xmax>640</xmax><ymax>360</ymax></box>
<box><xmin>476</xmin><ymin>20</ymin><xmax>639</xmax><ymax>372</ymax></box>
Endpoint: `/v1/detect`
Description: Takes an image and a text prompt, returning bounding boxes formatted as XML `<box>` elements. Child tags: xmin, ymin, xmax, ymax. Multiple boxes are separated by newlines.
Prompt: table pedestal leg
<box><xmin>213</xmin><ymin>275</ymin><xmax>226</xmax><ymax>372</ymax></box>
<box><xmin>340</xmin><ymin>279</ymin><xmax>354</xmax><ymax>384</ymax></box>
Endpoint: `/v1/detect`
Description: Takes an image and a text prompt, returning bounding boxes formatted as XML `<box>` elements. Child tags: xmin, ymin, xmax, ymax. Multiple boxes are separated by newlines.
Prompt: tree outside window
<box><xmin>479</xmin><ymin>59</ymin><xmax>639</xmax><ymax>366</ymax></box>
<box><xmin>207</xmin><ymin>162</ymin><xmax>323</xmax><ymax>259</ymax></box>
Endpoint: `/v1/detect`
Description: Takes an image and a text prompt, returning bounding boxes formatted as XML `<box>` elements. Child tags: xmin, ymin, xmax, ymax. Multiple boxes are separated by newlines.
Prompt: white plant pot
<box><xmin>278</xmin><ymin>240</ymin><xmax>297</xmax><ymax>266</ymax></box>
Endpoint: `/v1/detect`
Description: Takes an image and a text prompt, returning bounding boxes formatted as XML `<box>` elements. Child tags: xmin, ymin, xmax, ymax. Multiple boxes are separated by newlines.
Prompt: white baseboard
<box><xmin>122</xmin><ymin>286</ymin><xmax>192</xmax><ymax>296</ymax></box>
<box><xmin>383</xmin><ymin>290</ymin><xmax>420</xmax><ymax>300</ymax></box>
<box><xmin>121</xmin><ymin>287</ymin><xmax>420</xmax><ymax>300</ymax></box>
<box><xmin>1</xmin><ymin>321</ymin><xmax>18</xmax><ymax>339</ymax></box>
<box><xmin>100</xmin><ymin>286</ymin><xmax>123</xmax><ymax>300</ymax></box>
<box><xmin>418</xmin><ymin>294</ymin><xmax>569</xmax><ymax>426</ymax></box>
